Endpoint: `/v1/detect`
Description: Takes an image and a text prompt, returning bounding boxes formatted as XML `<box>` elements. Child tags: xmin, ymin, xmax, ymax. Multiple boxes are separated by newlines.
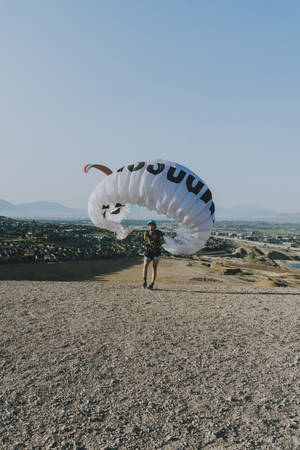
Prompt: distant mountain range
<box><xmin>0</xmin><ymin>199</ymin><xmax>300</xmax><ymax>223</ymax></box>
<box><xmin>216</xmin><ymin>205</ymin><xmax>300</xmax><ymax>223</ymax></box>
<box><xmin>0</xmin><ymin>200</ymin><xmax>88</xmax><ymax>219</ymax></box>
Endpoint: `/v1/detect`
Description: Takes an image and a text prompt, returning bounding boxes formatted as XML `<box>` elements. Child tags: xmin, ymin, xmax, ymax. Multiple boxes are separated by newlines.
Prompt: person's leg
<box><xmin>148</xmin><ymin>258</ymin><xmax>159</xmax><ymax>289</ymax></box>
<box><xmin>143</xmin><ymin>258</ymin><xmax>150</xmax><ymax>287</ymax></box>
<box><xmin>151</xmin><ymin>259</ymin><xmax>159</xmax><ymax>283</ymax></box>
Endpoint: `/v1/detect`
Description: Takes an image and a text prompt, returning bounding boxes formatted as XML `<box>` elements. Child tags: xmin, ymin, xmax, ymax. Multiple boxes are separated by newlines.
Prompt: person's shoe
<box><xmin>143</xmin><ymin>280</ymin><xmax>147</xmax><ymax>289</ymax></box>
<box><xmin>148</xmin><ymin>282</ymin><xmax>154</xmax><ymax>290</ymax></box>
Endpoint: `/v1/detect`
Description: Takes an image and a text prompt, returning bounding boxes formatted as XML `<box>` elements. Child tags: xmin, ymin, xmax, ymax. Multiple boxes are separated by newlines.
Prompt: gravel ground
<box><xmin>0</xmin><ymin>280</ymin><xmax>299</xmax><ymax>449</ymax></box>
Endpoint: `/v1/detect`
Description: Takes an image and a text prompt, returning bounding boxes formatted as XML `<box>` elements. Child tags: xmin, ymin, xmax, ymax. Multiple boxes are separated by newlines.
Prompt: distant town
<box><xmin>1</xmin><ymin>216</ymin><xmax>300</xmax><ymax>264</ymax></box>
<box><xmin>212</xmin><ymin>221</ymin><xmax>300</xmax><ymax>250</ymax></box>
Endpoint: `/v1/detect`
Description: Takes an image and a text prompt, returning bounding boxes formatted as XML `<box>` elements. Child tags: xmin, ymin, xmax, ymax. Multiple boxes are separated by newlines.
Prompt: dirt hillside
<box><xmin>1</xmin><ymin>277</ymin><xmax>299</xmax><ymax>449</ymax></box>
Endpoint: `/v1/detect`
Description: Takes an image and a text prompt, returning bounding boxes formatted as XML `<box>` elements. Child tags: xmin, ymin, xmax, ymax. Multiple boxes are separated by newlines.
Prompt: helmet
<box><xmin>147</xmin><ymin>220</ymin><xmax>157</xmax><ymax>227</ymax></box>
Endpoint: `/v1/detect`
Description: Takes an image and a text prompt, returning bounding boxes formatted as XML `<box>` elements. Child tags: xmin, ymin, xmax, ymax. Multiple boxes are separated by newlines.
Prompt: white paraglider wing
<box><xmin>86</xmin><ymin>159</ymin><xmax>215</xmax><ymax>255</ymax></box>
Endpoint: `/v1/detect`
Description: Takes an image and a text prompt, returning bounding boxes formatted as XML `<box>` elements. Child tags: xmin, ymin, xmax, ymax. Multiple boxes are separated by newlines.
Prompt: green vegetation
<box><xmin>0</xmin><ymin>217</ymin><xmax>144</xmax><ymax>264</ymax></box>
<box><xmin>2</xmin><ymin>216</ymin><xmax>299</xmax><ymax>265</ymax></box>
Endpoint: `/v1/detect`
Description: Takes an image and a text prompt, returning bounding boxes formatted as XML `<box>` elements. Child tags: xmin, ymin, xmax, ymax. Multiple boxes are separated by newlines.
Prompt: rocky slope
<box><xmin>1</xmin><ymin>280</ymin><xmax>299</xmax><ymax>448</ymax></box>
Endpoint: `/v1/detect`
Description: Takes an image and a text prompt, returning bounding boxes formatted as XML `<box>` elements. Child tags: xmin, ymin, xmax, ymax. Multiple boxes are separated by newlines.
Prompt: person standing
<box><xmin>142</xmin><ymin>220</ymin><xmax>165</xmax><ymax>289</ymax></box>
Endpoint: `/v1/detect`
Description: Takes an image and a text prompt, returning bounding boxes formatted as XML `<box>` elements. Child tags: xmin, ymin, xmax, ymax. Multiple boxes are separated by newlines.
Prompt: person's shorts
<box><xmin>144</xmin><ymin>252</ymin><xmax>161</xmax><ymax>262</ymax></box>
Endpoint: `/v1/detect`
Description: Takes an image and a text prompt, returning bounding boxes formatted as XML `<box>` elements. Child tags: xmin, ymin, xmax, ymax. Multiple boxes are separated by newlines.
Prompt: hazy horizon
<box><xmin>1</xmin><ymin>1</ymin><xmax>300</xmax><ymax>213</ymax></box>
<box><xmin>1</xmin><ymin>194</ymin><xmax>300</xmax><ymax>215</ymax></box>
<box><xmin>1</xmin><ymin>197</ymin><xmax>300</xmax><ymax>218</ymax></box>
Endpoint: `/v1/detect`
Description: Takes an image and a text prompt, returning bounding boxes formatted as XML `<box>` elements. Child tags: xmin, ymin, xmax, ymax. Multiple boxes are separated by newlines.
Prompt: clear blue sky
<box><xmin>1</xmin><ymin>0</ymin><xmax>299</xmax><ymax>213</ymax></box>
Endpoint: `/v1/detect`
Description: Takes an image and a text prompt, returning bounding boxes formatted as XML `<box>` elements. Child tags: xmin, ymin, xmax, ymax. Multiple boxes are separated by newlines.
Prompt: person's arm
<box><xmin>142</xmin><ymin>232</ymin><xmax>148</xmax><ymax>251</ymax></box>
<box><xmin>159</xmin><ymin>231</ymin><xmax>165</xmax><ymax>246</ymax></box>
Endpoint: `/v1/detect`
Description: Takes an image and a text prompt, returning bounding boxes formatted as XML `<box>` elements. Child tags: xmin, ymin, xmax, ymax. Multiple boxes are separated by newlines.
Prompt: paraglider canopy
<box><xmin>85</xmin><ymin>159</ymin><xmax>215</xmax><ymax>255</ymax></box>
<box><xmin>83</xmin><ymin>164</ymin><xmax>112</xmax><ymax>176</ymax></box>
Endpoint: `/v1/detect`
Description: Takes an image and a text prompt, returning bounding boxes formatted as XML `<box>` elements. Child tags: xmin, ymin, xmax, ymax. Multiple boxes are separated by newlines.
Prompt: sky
<box><xmin>1</xmin><ymin>0</ymin><xmax>300</xmax><ymax>213</ymax></box>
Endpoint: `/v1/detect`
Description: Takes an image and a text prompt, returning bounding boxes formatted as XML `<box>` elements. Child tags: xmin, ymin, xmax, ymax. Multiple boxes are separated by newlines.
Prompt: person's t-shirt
<box><xmin>144</xmin><ymin>229</ymin><xmax>164</xmax><ymax>253</ymax></box>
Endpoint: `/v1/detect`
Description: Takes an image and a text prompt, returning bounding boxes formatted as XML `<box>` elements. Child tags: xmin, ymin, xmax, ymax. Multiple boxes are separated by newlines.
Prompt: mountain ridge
<box><xmin>0</xmin><ymin>199</ymin><xmax>88</xmax><ymax>218</ymax></box>
<box><xmin>1</xmin><ymin>199</ymin><xmax>300</xmax><ymax>222</ymax></box>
